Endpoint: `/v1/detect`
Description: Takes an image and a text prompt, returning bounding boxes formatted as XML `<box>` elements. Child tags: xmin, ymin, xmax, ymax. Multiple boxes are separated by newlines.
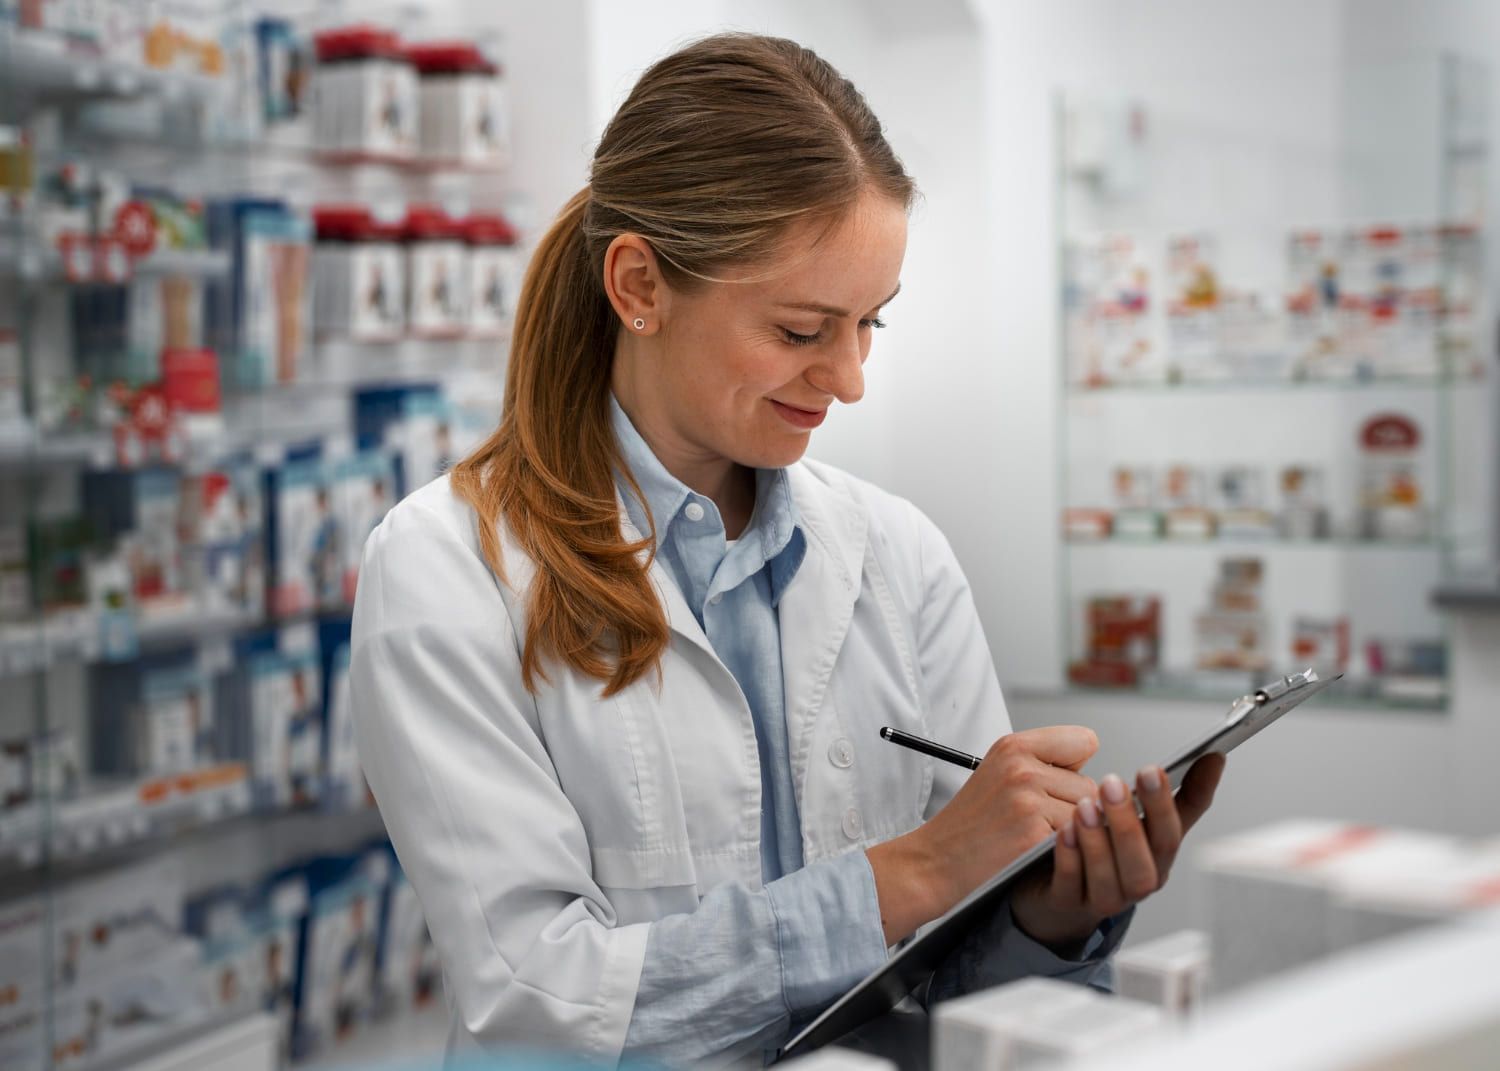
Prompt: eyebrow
<box><xmin>777</xmin><ymin>282</ymin><xmax>902</xmax><ymax>318</ymax></box>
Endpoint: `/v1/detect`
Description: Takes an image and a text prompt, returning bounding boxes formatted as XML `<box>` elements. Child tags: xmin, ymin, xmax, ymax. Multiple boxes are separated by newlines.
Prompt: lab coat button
<box><xmin>684</xmin><ymin>502</ymin><xmax>706</xmax><ymax>522</ymax></box>
<box><xmin>829</xmin><ymin>738</ymin><xmax>854</xmax><ymax>768</ymax></box>
<box><xmin>842</xmin><ymin>807</ymin><xmax>863</xmax><ymax>839</ymax></box>
<box><xmin>710</xmin><ymin>592</ymin><xmax>723</xmax><ymax>606</ymax></box>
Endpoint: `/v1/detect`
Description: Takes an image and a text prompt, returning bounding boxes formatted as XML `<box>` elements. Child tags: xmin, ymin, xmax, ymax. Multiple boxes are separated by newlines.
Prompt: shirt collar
<box><xmin>609</xmin><ymin>393</ymin><xmax>806</xmax><ymax>603</ymax></box>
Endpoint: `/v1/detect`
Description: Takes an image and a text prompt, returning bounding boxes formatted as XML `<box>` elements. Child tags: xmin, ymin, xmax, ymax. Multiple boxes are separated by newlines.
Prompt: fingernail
<box><xmin>1078</xmin><ymin>796</ymin><xmax>1101</xmax><ymax>828</ymax></box>
<box><xmin>1101</xmin><ymin>774</ymin><xmax>1127</xmax><ymax>805</ymax></box>
<box><xmin>1061</xmin><ymin>823</ymin><xmax>1077</xmax><ymax>849</ymax></box>
<box><xmin>1138</xmin><ymin>766</ymin><xmax>1162</xmax><ymax>793</ymax></box>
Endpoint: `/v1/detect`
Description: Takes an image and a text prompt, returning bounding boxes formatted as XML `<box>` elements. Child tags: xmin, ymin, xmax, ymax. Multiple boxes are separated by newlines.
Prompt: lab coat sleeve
<box><xmin>349</xmin><ymin>501</ymin><xmax>649</xmax><ymax>1063</ymax></box>
<box><xmin>907</xmin><ymin>505</ymin><xmax>1130</xmax><ymax>992</ymax></box>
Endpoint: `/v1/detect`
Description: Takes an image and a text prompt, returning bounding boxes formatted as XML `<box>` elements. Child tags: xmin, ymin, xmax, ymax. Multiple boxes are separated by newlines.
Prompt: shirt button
<box><xmin>842</xmin><ymin>807</ymin><xmax>863</xmax><ymax>840</ymax></box>
<box><xmin>828</xmin><ymin>738</ymin><xmax>854</xmax><ymax>768</ymax></box>
<box><xmin>709</xmin><ymin>593</ymin><xmax>723</xmax><ymax>606</ymax></box>
<box><xmin>684</xmin><ymin>502</ymin><xmax>705</xmax><ymax>522</ymax></box>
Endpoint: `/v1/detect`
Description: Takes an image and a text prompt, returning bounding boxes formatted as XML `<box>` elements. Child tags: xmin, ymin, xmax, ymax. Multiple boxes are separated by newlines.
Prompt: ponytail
<box><xmin>450</xmin><ymin>188</ymin><xmax>669</xmax><ymax>697</ymax></box>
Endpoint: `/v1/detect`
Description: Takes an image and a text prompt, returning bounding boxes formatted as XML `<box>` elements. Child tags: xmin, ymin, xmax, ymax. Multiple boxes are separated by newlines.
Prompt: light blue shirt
<box><xmin>610</xmin><ymin>396</ymin><xmax>1128</xmax><ymax>1067</ymax></box>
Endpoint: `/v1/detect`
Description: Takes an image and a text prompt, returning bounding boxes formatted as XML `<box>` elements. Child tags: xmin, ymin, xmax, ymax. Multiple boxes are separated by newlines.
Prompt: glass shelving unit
<box><xmin>1055</xmin><ymin>53</ymin><xmax>1493</xmax><ymax>712</ymax></box>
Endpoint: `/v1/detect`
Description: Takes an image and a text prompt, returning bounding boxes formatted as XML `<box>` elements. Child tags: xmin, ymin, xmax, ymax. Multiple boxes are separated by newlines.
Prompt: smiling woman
<box><xmin>350</xmin><ymin>29</ymin><xmax>1221</xmax><ymax>1071</ymax></box>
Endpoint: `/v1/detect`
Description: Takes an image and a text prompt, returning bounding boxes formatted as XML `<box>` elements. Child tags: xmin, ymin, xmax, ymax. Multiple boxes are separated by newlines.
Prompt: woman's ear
<box><xmin>603</xmin><ymin>233</ymin><xmax>664</xmax><ymax>334</ymax></box>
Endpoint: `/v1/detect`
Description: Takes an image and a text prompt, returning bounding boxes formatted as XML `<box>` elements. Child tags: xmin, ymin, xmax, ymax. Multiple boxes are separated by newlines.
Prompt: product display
<box><xmin>1195</xmin><ymin>557</ymin><xmax>1269</xmax><ymax>672</ymax></box>
<box><xmin>408</xmin><ymin>42</ymin><xmax>510</xmax><ymax>168</ymax></box>
<box><xmin>1064</xmin><ymin>233</ymin><xmax>1157</xmax><ymax>386</ymax></box>
<box><xmin>1067</xmin><ymin>595</ymin><xmax>1161</xmax><ymax>688</ymax></box>
<box><xmin>312</xmin><ymin>205</ymin><xmax>406</xmax><ymax>341</ymax></box>
<box><xmin>1358</xmin><ymin>412</ymin><xmax>1428</xmax><ymax>541</ymax></box>
<box><xmin>312</xmin><ymin>26</ymin><xmax>418</xmax><ymax>161</ymax></box>
<box><xmin>1113</xmin><ymin>930</ymin><xmax>1211</xmax><ymax>1020</ymax></box>
<box><xmin>3</xmin><ymin>6</ymin><xmax>521</xmax><ymax>1067</ymax></box>
<box><xmin>403</xmin><ymin>205</ymin><xmax>469</xmax><ymax>338</ymax></box>
<box><xmin>206</xmin><ymin>197</ymin><xmax>311</xmax><ymax>388</ymax></box>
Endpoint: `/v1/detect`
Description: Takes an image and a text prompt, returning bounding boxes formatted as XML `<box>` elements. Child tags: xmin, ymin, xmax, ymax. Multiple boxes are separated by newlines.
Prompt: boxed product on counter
<box><xmin>932</xmin><ymin>977</ymin><xmax>1097</xmax><ymax>1071</ymax></box>
<box><xmin>1197</xmin><ymin>820</ymin><xmax>1460</xmax><ymax>993</ymax></box>
<box><xmin>1113</xmin><ymin>929</ymin><xmax>1211</xmax><ymax>1020</ymax></box>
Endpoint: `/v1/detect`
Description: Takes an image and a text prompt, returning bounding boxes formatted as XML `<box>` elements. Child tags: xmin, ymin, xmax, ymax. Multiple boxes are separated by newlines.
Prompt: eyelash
<box><xmin>781</xmin><ymin>318</ymin><xmax>887</xmax><ymax>347</ymax></box>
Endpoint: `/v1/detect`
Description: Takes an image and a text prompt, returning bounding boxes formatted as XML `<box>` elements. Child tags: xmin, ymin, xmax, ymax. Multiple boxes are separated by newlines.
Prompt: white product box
<box><xmin>1330</xmin><ymin>850</ymin><xmax>1500</xmax><ymax>951</ymax></box>
<box><xmin>1010</xmin><ymin>992</ymin><xmax>1167</xmax><ymax>1066</ymax></box>
<box><xmin>409</xmin><ymin>44</ymin><xmax>510</xmax><ymax>167</ymax></box>
<box><xmin>787</xmin><ymin>1051</ymin><xmax>896</xmax><ymax>1071</ymax></box>
<box><xmin>931</xmin><ymin>977</ymin><xmax>1096</xmax><ymax>1071</ymax></box>
<box><xmin>405</xmin><ymin>208</ymin><xmax>470</xmax><ymax>337</ymax></box>
<box><xmin>311</xmin><ymin>208</ymin><xmax>405</xmax><ymax>342</ymax></box>
<box><xmin>1114</xmin><ymin>929</ymin><xmax>1211</xmax><ymax>1020</ymax></box>
<box><xmin>1198</xmin><ymin>820</ymin><xmax>1460</xmax><ymax>993</ymax></box>
<box><xmin>311</xmin><ymin>28</ymin><xmax>417</xmax><ymax>159</ymax></box>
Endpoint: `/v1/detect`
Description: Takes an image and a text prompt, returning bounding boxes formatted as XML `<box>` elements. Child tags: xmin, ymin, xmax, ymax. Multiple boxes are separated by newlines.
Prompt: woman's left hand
<box><xmin>1009</xmin><ymin>753</ymin><xmax>1226</xmax><ymax>952</ymax></box>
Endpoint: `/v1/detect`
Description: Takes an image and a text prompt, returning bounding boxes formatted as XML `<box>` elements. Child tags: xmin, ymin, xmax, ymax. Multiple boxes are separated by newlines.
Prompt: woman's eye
<box><xmin>781</xmin><ymin>328</ymin><xmax>822</xmax><ymax>347</ymax></box>
<box><xmin>860</xmin><ymin>317</ymin><xmax>886</xmax><ymax>330</ymax></box>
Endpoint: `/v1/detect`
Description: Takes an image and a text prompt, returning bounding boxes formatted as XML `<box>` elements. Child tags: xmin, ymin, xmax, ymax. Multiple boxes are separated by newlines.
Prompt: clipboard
<box><xmin>777</xmin><ymin>668</ymin><xmax>1343</xmax><ymax>1061</ymax></box>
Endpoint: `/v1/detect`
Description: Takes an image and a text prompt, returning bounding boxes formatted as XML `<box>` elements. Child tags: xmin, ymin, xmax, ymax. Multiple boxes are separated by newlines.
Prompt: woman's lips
<box><xmin>771</xmin><ymin>400</ymin><xmax>828</xmax><ymax>429</ymax></box>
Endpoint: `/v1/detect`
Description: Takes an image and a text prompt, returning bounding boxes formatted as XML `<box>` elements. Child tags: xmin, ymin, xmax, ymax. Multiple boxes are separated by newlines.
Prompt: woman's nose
<box><xmin>808</xmin><ymin>330</ymin><xmax>866</xmax><ymax>405</ymax></box>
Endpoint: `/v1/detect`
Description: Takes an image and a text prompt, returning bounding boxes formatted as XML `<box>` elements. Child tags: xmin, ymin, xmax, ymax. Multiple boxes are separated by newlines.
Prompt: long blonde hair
<box><xmin>450</xmin><ymin>33</ymin><xmax>916</xmax><ymax>696</ymax></box>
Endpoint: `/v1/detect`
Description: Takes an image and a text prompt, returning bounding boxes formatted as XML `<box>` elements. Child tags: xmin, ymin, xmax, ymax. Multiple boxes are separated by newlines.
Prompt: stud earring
<box><xmin>632</xmin><ymin>317</ymin><xmax>646</xmax><ymax>331</ymax></box>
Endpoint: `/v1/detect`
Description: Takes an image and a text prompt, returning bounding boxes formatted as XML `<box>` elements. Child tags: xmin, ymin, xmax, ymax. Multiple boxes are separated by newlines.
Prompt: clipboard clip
<box><xmin>1225</xmin><ymin>668</ymin><xmax>1321</xmax><ymax>727</ymax></box>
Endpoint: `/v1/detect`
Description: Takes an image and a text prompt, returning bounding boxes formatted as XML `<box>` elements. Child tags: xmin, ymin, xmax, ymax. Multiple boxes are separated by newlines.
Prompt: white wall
<box><xmin>509</xmin><ymin>0</ymin><xmax>1500</xmax><ymax>947</ymax></box>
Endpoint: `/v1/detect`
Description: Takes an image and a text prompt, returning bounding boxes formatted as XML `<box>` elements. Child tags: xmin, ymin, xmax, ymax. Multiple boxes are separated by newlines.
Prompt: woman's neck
<box><xmin>612</xmin><ymin>386</ymin><xmax>757</xmax><ymax>540</ymax></box>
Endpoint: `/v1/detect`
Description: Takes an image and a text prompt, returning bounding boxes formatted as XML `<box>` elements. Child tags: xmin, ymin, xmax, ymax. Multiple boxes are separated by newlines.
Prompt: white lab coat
<box><xmin>349</xmin><ymin>459</ymin><xmax>1013</xmax><ymax>1065</ymax></box>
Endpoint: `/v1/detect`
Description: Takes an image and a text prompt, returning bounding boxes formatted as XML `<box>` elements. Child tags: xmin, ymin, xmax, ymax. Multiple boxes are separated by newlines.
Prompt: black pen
<box><xmin>879</xmin><ymin>726</ymin><xmax>981</xmax><ymax>771</ymax></box>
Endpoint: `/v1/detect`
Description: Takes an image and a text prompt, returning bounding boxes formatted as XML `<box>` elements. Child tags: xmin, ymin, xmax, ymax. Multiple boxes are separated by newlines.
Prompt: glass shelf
<box><xmin>1066</xmin><ymin>369</ymin><xmax>1487</xmax><ymax>395</ymax></box>
<box><xmin>0</xmin><ymin>607</ymin><xmax>351</xmax><ymax>681</ymax></box>
<box><xmin>1065</xmin><ymin>535</ymin><xmax>1444</xmax><ymax>551</ymax></box>
<box><xmin>0</xmin><ymin>28</ymin><xmax>226</xmax><ymax>109</ymax></box>
<box><xmin>0</xmin><ymin>236</ymin><xmax>231</xmax><ymax>285</ymax></box>
<box><xmin>1057</xmin><ymin>672</ymin><xmax>1446</xmax><ymax>713</ymax></box>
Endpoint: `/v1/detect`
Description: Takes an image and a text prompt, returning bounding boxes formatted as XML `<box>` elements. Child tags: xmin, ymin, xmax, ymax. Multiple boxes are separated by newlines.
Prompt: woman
<box><xmin>350</xmin><ymin>33</ymin><xmax>1224</xmax><ymax>1069</ymax></box>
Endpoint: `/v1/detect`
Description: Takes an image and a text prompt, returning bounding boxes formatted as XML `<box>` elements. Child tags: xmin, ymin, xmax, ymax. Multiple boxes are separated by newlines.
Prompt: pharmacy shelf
<box><xmin>1066</xmin><ymin>369</ymin><xmax>1486</xmax><ymax>395</ymax></box>
<box><xmin>1433</xmin><ymin>576</ymin><xmax>1500</xmax><ymax>611</ymax></box>
<box><xmin>1062</xmin><ymin>671</ymin><xmax>1445</xmax><ymax>713</ymax></box>
<box><xmin>0</xmin><ymin>234</ymin><xmax>231</xmax><ymax>283</ymax></box>
<box><xmin>1064</xmin><ymin>535</ymin><xmax>1444</xmax><ymax>550</ymax></box>
<box><xmin>0</xmin><ymin>790</ymin><xmax>385</xmax><ymax>889</ymax></box>
<box><xmin>0</xmin><ymin>606</ymin><xmax>350</xmax><ymax>680</ymax></box>
<box><xmin>112</xmin><ymin>1012</ymin><xmax>279</xmax><ymax>1071</ymax></box>
<box><xmin>298</xmin><ymin>1003</ymin><xmax>451</xmax><ymax>1071</ymax></box>
<box><xmin>1</xmin><ymin>28</ymin><xmax>224</xmax><ymax>108</ymax></box>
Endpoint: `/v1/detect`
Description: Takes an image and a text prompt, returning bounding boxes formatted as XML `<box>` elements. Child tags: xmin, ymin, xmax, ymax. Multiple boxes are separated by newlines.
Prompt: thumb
<box><xmin>1175</xmin><ymin>752</ymin><xmax>1226</xmax><ymax>833</ymax></box>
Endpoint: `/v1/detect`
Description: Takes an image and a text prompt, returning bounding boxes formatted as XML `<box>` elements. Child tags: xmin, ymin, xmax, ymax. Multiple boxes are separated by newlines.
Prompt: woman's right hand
<box><xmin>866</xmin><ymin>726</ymin><xmax>1100</xmax><ymax>945</ymax></box>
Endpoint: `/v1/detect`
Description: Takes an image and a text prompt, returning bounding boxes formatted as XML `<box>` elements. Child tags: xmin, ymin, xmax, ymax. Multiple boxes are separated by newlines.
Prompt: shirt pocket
<box><xmin>545</xmin><ymin>684</ymin><xmax>699</xmax><ymax>896</ymax></box>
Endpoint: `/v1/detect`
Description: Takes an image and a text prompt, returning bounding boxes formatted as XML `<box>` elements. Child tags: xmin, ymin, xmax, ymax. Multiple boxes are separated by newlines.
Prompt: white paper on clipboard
<box><xmin>777</xmin><ymin>669</ymin><xmax>1344</xmax><ymax>1061</ymax></box>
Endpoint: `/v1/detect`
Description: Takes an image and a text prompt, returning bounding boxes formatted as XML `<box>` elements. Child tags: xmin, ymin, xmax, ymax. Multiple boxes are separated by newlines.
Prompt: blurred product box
<box><xmin>931</xmin><ymin>976</ymin><xmax>1096</xmax><ymax>1071</ymax></box>
<box><xmin>312</xmin><ymin>205</ymin><xmax>406</xmax><ymax>342</ymax></box>
<box><xmin>786</xmin><ymin>1051</ymin><xmax>896</xmax><ymax>1071</ymax></box>
<box><xmin>375</xmin><ymin>867</ymin><xmax>442</xmax><ymax>1017</ymax></box>
<box><xmin>1009</xmin><ymin>991</ymin><xmax>1166</xmax><ymax>1065</ymax></box>
<box><xmin>1063</xmin><ymin>233</ymin><xmax>1158</xmax><ymax>387</ymax></box>
<box><xmin>1329</xmin><ymin>849</ymin><xmax>1500</xmax><ymax>951</ymax></box>
<box><xmin>1113</xmin><ymin>929</ymin><xmax>1211</xmax><ymax>1020</ymax></box>
<box><xmin>409</xmin><ymin>42</ymin><xmax>510</xmax><ymax>167</ymax></box>
<box><xmin>404</xmin><ymin>204</ymin><xmax>470</xmax><ymax>338</ymax></box>
<box><xmin>1197</xmin><ymin>820</ymin><xmax>1460</xmax><ymax>993</ymax></box>
<box><xmin>465</xmin><ymin>213</ymin><xmax>523</xmax><ymax>336</ymax></box>
<box><xmin>312</xmin><ymin>26</ymin><xmax>418</xmax><ymax>160</ymax></box>
<box><xmin>1067</xmin><ymin>595</ymin><xmax>1160</xmax><ymax>689</ymax></box>
<box><xmin>205</xmin><ymin>197</ymin><xmax>311</xmax><ymax>389</ymax></box>
<box><xmin>292</xmin><ymin>848</ymin><xmax>389</xmax><ymax>1059</ymax></box>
